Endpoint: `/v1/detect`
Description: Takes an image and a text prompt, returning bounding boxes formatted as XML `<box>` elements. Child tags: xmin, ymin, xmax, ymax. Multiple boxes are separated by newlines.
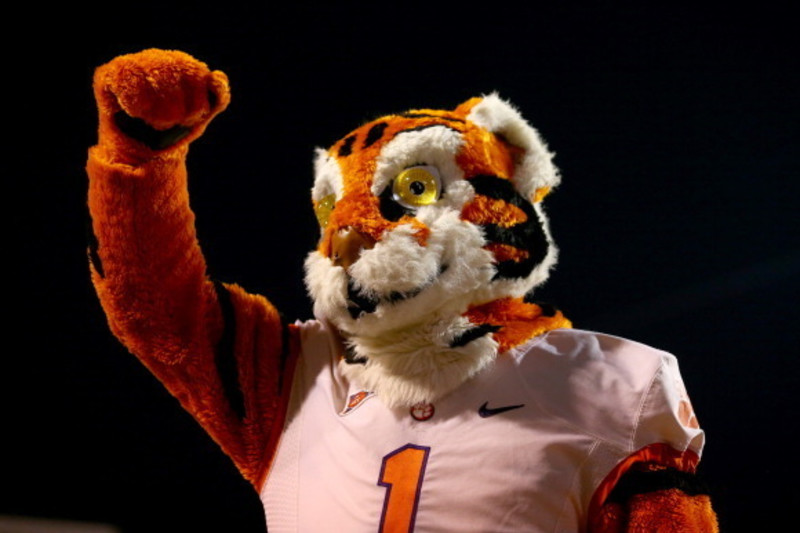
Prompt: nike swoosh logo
<box><xmin>478</xmin><ymin>401</ymin><xmax>525</xmax><ymax>418</ymax></box>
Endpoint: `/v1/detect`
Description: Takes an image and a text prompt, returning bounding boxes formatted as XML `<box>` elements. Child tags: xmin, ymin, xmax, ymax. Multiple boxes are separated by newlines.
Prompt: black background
<box><xmin>6</xmin><ymin>3</ymin><xmax>798</xmax><ymax>532</ymax></box>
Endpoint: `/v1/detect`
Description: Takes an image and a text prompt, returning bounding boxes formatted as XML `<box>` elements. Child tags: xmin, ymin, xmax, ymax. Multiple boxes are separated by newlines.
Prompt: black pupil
<box><xmin>410</xmin><ymin>181</ymin><xmax>426</xmax><ymax>195</ymax></box>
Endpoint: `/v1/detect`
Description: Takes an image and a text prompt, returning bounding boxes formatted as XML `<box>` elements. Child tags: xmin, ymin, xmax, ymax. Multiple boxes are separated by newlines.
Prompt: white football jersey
<box><xmin>261</xmin><ymin>321</ymin><xmax>705</xmax><ymax>532</ymax></box>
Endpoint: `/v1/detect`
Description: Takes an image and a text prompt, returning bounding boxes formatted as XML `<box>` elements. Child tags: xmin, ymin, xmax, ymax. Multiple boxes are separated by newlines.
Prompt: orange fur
<box><xmin>319</xmin><ymin>194</ymin><xmax>430</xmax><ymax>254</ymax></box>
<box><xmin>317</xmin><ymin>115</ymin><xmax>446</xmax><ymax>253</ymax></box>
<box><xmin>588</xmin><ymin>445</ymin><xmax>716</xmax><ymax>533</ymax></box>
<box><xmin>483</xmin><ymin>242</ymin><xmax>530</xmax><ymax>263</ymax></box>
<box><xmin>88</xmin><ymin>50</ymin><xmax>294</xmax><ymax>488</ymax></box>
<box><xmin>532</xmin><ymin>186</ymin><xmax>551</xmax><ymax>203</ymax></box>
<box><xmin>457</xmin><ymin>127</ymin><xmax>520</xmax><ymax>180</ymax></box>
<box><xmin>452</xmin><ymin>96</ymin><xmax>483</xmax><ymax>116</ymax></box>
<box><xmin>593</xmin><ymin>490</ymin><xmax>718</xmax><ymax>533</ymax></box>
<box><xmin>92</xmin><ymin>49</ymin><xmax>230</xmax><ymax>164</ymax></box>
<box><xmin>461</xmin><ymin>194</ymin><xmax>529</xmax><ymax>228</ymax></box>
<box><xmin>464</xmin><ymin>297</ymin><xmax>572</xmax><ymax>352</ymax></box>
<box><xmin>317</xmin><ymin>104</ymin><xmax>523</xmax><ymax>258</ymax></box>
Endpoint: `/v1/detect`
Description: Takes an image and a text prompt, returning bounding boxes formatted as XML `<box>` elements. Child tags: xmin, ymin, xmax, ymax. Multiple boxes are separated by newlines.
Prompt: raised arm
<box><xmin>87</xmin><ymin>49</ymin><xmax>297</xmax><ymax>488</ymax></box>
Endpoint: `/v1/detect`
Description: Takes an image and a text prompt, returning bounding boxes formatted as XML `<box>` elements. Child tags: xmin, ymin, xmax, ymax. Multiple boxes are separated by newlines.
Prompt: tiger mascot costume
<box><xmin>87</xmin><ymin>49</ymin><xmax>718</xmax><ymax>532</ymax></box>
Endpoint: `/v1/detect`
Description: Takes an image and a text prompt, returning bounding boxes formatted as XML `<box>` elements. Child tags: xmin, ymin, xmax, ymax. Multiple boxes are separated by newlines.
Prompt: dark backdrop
<box><xmin>7</xmin><ymin>4</ymin><xmax>797</xmax><ymax>532</ymax></box>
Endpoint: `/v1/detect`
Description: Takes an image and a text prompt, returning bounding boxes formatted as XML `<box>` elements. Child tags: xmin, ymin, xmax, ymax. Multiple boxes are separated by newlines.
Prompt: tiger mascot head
<box><xmin>304</xmin><ymin>94</ymin><xmax>569</xmax><ymax>406</ymax></box>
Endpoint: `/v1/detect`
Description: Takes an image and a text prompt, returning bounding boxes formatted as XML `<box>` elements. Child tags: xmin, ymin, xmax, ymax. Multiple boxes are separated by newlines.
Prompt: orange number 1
<box><xmin>378</xmin><ymin>444</ymin><xmax>431</xmax><ymax>533</ymax></box>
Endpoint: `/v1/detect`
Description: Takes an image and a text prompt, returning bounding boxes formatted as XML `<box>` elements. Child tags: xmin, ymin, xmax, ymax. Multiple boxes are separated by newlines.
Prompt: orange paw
<box><xmin>93</xmin><ymin>49</ymin><xmax>230</xmax><ymax>159</ymax></box>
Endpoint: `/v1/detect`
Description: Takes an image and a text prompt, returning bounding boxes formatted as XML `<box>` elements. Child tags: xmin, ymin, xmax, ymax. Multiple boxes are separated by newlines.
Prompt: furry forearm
<box><xmin>87</xmin><ymin>145</ymin><xmax>222</xmax><ymax>365</ymax></box>
<box><xmin>591</xmin><ymin>465</ymin><xmax>718</xmax><ymax>532</ymax></box>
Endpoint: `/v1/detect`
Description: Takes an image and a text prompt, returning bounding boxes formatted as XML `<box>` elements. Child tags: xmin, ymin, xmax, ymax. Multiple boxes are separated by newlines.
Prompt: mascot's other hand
<box><xmin>93</xmin><ymin>48</ymin><xmax>230</xmax><ymax>163</ymax></box>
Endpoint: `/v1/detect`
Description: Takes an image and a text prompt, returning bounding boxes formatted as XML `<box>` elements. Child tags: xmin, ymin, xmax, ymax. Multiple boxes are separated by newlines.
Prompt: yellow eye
<box><xmin>392</xmin><ymin>166</ymin><xmax>442</xmax><ymax>209</ymax></box>
<box><xmin>314</xmin><ymin>193</ymin><xmax>336</xmax><ymax>229</ymax></box>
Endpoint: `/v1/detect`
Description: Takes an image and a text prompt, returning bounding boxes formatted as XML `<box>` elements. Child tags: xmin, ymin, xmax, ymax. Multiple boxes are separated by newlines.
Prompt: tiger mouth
<box><xmin>345</xmin><ymin>265</ymin><xmax>448</xmax><ymax>319</ymax></box>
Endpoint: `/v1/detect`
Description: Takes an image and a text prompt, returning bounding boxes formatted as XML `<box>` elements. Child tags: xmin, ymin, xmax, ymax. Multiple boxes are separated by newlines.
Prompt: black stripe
<box><xmin>343</xmin><ymin>343</ymin><xmax>367</xmax><ymax>365</ymax></box>
<box><xmin>113</xmin><ymin>111</ymin><xmax>192</xmax><ymax>150</ymax></box>
<box><xmin>213</xmin><ymin>281</ymin><xmax>247</xmax><ymax>419</ymax></box>
<box><xmin>469</xmin><ymin>175</ymin><xmax>526</xmax><ymax>207</ymax></box>
<box><xmin>606</xmin><ymin>467</ymin><xmax>712</xmax><ymax>504</ymax></box>
<box><xmin>338</xmin><ymin>135</ymin><xmax>356</xmax><ymax>157</ymax></box>
<box><xmin>363</xmin><ymin>122</ymin><xmax>388</xmax><ymax>148</ymax></box>
<box><xmin>378</xmin><ymin>183</ymin><xmax>414</xmax><ymax>222</ymax></box>
<box><xmin>400</xmin><ymin>113</ymin><xmax>466</xmax><ymax>123</ymax></box>
<box><xmin>481</xmin><ymin>224</ymin><xmax>537</xmax><ymax>250</ymax></box>
<box><xmin>86</xmin><ymin>213</ymin><xmax>104</xmax><ymax>278</ymax></box>
<box><xmin>346</xmin><ymin>278</ymin><xmax>379</xmax><ymax>319</ymax></box>
<box><xmin>538</xmin><ymin>302</ymin><xmax>557</xmax><ymax>318</ymax></box>
<box><xmin>468</xmin><ymin>175</ymin><xmax>550</xmax><ymax>281</ymax></box>
<box><xmin>449</xmin><ymin>324</ymin><xmax>501</xmax><ymax>348</ymax></box>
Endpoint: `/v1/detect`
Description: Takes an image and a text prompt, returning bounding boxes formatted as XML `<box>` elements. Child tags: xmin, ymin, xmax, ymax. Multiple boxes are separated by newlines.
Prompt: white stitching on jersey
<box><xmin>554</xmin><ymin>439</ymin><xmax>602</xmax><ymax>532</ymax></box>
<box><xmin>629</xmin><ymin>361</ymin><xmax>667</xmax><ymax>453</ymax></box>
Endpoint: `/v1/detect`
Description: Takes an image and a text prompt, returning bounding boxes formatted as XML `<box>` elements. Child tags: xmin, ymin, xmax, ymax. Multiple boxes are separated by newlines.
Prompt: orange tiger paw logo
<box><xmin>678</xmin><ymin>399</ymin><xmax>700</xmax><ymax>429</ymax></box>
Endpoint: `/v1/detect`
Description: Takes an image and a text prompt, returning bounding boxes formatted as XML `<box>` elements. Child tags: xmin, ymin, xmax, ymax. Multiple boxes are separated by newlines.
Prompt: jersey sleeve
<box><xmin>583</xmin><ymin>338</ymin><xmax>715</xmax><ymax>532</ymax></box>
<box><xmin>632</xmin><ymin>351</ymin><xmax>705</xmax><ymax>456</ymax></box>
<box><xmin>587</xmin><ymin>348</ymin><xmax>706</xmax><ymax>503</ymax></box>
<box><xmin>521</xmin><ymin>329</ymin><xmax>704</xmax><ymax>456</ymax></box>
<box><xmin>521</xmin><ymin>329</ymin><xmax>714</xmax><ymax>530</ymax></box>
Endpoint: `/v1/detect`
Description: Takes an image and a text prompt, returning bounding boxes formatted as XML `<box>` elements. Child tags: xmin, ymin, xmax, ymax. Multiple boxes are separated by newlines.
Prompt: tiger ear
<box><xmin>453</xmin><ymin>97</ymin><xmax>484</xmax><ymax>117</ymax></box>
<box><xmin>460</xmin><ymin>93</ymin><xmax>560</xmax><ymax>203</ymax></box>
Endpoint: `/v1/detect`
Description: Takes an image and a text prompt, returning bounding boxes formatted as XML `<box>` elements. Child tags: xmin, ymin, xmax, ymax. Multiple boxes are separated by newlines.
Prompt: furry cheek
<box><xmin>304</xmin><ymin>251</ymin><xmax>349</xmax><ymax>321</ymax></box>
<box><xmin>438</xmin><ymin>180</ymin><xmax>475</xmax><ymax>212</ymax></box>
<box><xmin>347</xmin><ymin>225</ymin><xmax>441</xmax><ymax>296</ymax></box>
